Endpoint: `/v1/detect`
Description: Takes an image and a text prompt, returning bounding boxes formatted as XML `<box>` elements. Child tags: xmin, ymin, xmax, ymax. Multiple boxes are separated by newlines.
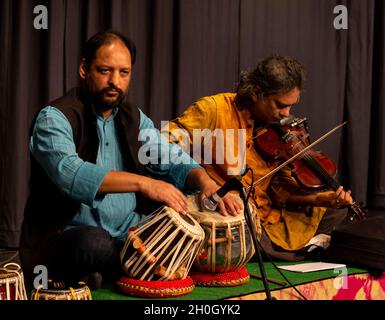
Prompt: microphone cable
<box><xmin>245</xmin><ymin>167</ymin><xmax>308</xmax><ymax>301</ymax></box>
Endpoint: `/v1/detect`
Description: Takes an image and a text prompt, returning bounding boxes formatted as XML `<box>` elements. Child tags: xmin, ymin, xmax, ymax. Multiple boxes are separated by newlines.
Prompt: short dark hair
<box><xmin>81</xmin><ymin>30</ymin><xmax>136</xmax><ymax>66</ymax></box>
<box><xmin>236</xmin><ymin>55</ymin><xmax>306</xmax><ymax>107</ymax></box>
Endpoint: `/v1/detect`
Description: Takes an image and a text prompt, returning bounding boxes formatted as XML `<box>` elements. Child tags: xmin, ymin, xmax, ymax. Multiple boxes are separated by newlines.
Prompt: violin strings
<box><xmin>293</xmin><ymin>141</ymin><xmax>364</xmax><ymax>220</ymax></box>
<box><xmin>250</xmin><ymin>122</ymin><xmax>363</xmax><ymax>220</ymax></box>
<box><xmin>291</xmin><ymin>141</ymin><xmax>339</xmax><ymax>190</ymax></box>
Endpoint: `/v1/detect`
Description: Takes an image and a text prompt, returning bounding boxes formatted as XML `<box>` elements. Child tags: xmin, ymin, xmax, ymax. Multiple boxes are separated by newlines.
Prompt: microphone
<box><xmin>202</xmin><ymin>175</ymin><xmax>244</xmax><ymax>211</ymax></box>
<box><xmin>279</xmin><ymin>115</ymin><xmax>307</xmax><ymax>127</ymax></box>
<box><xmin>279</xmin><ymin>115</ymin><xmax>295</xmax><ymax>126</ymax></box>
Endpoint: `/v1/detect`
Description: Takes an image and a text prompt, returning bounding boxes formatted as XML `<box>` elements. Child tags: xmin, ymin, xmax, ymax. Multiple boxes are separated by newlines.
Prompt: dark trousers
<box><xmin>50</xmin><ymin>226</ymin><xmax>124</xmax><ymax>283</ymax></box>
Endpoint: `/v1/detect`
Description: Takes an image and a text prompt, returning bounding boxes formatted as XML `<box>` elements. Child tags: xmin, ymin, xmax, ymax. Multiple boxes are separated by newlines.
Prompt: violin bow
<box><xmin>245</xmin><ymin>121</ymin><xmax>347</xmax><ymax>191</ymax></box>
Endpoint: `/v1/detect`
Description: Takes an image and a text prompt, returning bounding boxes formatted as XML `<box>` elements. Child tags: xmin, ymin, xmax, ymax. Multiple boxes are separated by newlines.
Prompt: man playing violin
<box><xmin>162</xmin><ymin>55</ymin><xmax>353</xmax><ymax>260</ymax></box>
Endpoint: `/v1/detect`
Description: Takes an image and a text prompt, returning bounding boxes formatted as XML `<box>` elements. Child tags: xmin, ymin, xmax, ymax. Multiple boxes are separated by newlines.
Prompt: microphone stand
<box><xmin>228</xmin><ymin>178</ymin><xmax>273</xmax><ymax>300</ymax></box>
<box><xmin>240</xmin><ymin>188</ymin><xmax>273</xmax><ymax>300</ymax></box>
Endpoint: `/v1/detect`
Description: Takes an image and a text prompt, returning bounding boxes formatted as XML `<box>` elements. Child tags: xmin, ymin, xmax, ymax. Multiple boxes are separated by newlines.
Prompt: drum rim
<box><xmin>0</xmin><ymin>267</ymin><xmax>23</xmax><ymax>282</ymax></box>
<box><xmin>31</xmin><ymin>285</ymin><xmax>90</xmax><ymax>300</ymax></box>
<box><xmin>189</xmin><ymin>210</ymin><xmax>248</xmax><ymax>227</ymax></box>
<box><xmin>163</xmin><ymin>207</ymin><xmax>205</xmax><ymax>238</ymax></box>
<box><xmin>0</xmin><ymin>272</ymin><xmax>19</xmax><ymax>281</ymax></box>
<box><xmin>187</xmin><ymin>194</ymin><xmax>257</xmax><ymax>226</ymax></box>
<box><xmin>31</xmin><ymin>285</ymin><xmax>90</xmax><ymax>296</ymax></box>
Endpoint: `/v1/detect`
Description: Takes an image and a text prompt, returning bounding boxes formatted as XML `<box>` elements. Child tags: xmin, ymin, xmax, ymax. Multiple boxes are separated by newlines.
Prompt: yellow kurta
<box><xmin>162</xmin><ymin>93</ymin><xmax>327</xmax><ymax>251</ymax></box>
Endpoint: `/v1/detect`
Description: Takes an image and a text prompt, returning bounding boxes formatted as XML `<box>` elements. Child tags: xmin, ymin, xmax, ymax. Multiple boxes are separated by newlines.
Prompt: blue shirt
<box><xmin>30</xmin><ymin>106</ymin><xmax>200</xmax><ymax>240</ymax></box>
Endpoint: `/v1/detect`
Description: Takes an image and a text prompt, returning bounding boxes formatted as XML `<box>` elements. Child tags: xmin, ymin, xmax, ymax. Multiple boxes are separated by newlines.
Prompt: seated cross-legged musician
<box><xmin>19</xmin><ymin>30</ymin><xmax>242</xmax><ymax>290</ymax></box>
<box><xmin>162</xmin><ymin>55</ymin><xmax>354</xmax><ymax>261</ymax></box>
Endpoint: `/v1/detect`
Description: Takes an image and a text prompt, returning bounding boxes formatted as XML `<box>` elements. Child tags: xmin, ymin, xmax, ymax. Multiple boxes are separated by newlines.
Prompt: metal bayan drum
<box><xmin>187</xmin><ymin>194</ymin><xmax>258</xmax><ymax>274</ymax></box>
<box><xmin>31</xmin><ymin>280</ymin><xmax>92</xmax><ymax>300</ymax></box>
<box><xmin>0</xmin><ymin>263</ymin><xmax>28</xmax><ymax>300</ymax></box>
<box><xmin>120</xmin><ymin>206</ymin><xmax>205</xmax><ymax>281</ymax></box>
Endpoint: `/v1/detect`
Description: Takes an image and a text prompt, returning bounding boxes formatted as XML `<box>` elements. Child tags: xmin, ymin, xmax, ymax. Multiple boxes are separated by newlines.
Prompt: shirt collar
<box><xmin>96</xmin><ymin>106</ymin><xmax>119</xmax><ymax>122</ymax></box>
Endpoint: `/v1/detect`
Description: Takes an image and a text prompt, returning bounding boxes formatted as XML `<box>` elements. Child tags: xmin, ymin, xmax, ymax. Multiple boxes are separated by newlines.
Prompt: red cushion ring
<box><xmin>116</xmin><ymin>276</ymin><xmax>195</xmax><ymax>298</ymax></box>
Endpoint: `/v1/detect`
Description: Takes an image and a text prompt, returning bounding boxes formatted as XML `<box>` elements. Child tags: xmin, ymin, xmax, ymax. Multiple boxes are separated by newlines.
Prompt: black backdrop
<box><xmin>1</xmin><ymin>0</ymin><xmax>384</xmax><ymax>248</ymax></box>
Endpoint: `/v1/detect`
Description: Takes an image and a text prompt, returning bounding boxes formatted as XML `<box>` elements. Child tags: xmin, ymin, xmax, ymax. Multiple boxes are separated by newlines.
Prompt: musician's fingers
<box><xmin>217</xmin><ymin>200</ymin><xmax>229</xmax><ymax>216</ymax></box>
<box><xmin>334</xmin><ymin>187</ymin><xmax>353</xmax><ymax>208</ymax></box>
<box><xmin>173</xmin><ymin>190</ymin><xmax>188</xmax><ymax>211</ymax></box>
<box><xmin>234</xmin><ymin>197</ymin><xmax>244</xmax><ymax>211</ymax></box>
<box><xmin>168</xmin><ymin>201</ymin><xmax>187</xmax><ymax>215</ymax></box>
<box><xmin>173</xmin><ymin>189</ymin><xmax>188</xmax><ymax>209</ymax></box>
<box><xmin>223</xmin><ymin>194</ymin><xmax>243</xmax><ymax>215</ymax></box>
<box><xmin>344</xmin><ymin>189</ymin><xmax>353</xmax><ymax>205</ymax></box>
<box><xmin>335</xmin><ymin>186</ymin><xmax>344</xmax><ymax>198</ymax></box>
<box><xmin>167</xmin><ymin>190</ymin><xmax>188</xmax><ymax>214</ymax></box>
<box><xmin>223</xmin><ymin>197</ymin><xmax>238</xmax><ymax>216</ymax></box>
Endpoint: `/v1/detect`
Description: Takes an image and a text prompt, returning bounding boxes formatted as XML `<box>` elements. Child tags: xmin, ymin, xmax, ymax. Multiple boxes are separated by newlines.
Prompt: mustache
<box><xmin>101</xmin><ymin>84</ymin><xmax>124</xmax><ymax>95</ymax></box>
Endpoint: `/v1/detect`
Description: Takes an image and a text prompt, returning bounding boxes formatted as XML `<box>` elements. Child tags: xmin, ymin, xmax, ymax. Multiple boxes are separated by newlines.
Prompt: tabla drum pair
<box><xmin>118</xmin><ymin>194</ymin><xmax>259</xmax><ymax>296</ymax></box>
<box><xmin>0</xmin><ymin>263</ymin><xmax>28</xmax><ymax>300</ymax></box>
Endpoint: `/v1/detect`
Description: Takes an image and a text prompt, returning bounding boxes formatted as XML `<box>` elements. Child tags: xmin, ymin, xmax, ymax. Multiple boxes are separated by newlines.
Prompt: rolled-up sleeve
<box><xmin>30</xmin><ymin>106</ymin><xmax>109</xmax><ymax>206</ymax></box>
<box><xmin>138</xmin><ymin>110</ymin><xmax>201</xmax><ymax>190</ymax></box>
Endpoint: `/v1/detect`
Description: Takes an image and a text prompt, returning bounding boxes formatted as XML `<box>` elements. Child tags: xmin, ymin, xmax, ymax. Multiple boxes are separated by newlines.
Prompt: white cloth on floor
<box><xmin>304</xmin><ymin>233</ymin><xmax>331</xmax><ymax>252</ymax></box>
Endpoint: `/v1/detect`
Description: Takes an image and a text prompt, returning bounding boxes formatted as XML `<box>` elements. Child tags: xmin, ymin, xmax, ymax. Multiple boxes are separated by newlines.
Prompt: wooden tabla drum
<box><xmin>31</xmin><ymin>280</ymin><xmax>92</xmax><ymax>300</ymax></box>
<box><xmin>0</xmin><ymin>263</ymin><xmax>27</xmax><ymax>300</ymax></box>
<box><xmin>120</xmin><ymin>206</ymin><xmax>205</xmax><ymax>281</ymax></box>
<box><xmin>187</xmin><ymin>194</ymin><xmax>259</xmax><ymax>286</ymax></box>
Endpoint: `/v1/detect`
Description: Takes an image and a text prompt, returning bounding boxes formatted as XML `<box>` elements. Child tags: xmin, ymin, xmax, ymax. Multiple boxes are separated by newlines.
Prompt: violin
<box><xmin>254</xmin><ymin>116</ymin><xmax>365</xmax><ymax>222</ymax></box>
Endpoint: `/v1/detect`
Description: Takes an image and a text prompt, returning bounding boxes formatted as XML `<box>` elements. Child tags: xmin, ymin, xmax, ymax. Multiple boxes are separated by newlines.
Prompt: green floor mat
<box><xmin>91</xmin><ymin>261</ymin><xmax>366</xmax><ymax>300</ymax></box>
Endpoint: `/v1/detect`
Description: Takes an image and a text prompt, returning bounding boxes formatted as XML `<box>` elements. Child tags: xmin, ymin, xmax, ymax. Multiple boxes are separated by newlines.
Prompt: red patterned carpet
<box><xmin>230</xmin><ymin>272</ymin><xmax>385</xmax><ymax>300</ymax></box>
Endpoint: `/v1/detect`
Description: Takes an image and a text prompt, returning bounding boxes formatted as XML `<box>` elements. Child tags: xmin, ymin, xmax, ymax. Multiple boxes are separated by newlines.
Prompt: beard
<box><xmin>88</xmin><ymin>84</ymin><xmax>126</xmax><ymax>110</ymax></box>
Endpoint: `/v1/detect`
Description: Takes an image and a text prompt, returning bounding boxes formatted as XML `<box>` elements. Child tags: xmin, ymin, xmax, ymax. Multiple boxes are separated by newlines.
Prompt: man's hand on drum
<box><xmin>200</xmin><ymin>181</ymin><xmax>244</xmax><ymax>217</ymax></box>
<box><xmin>139</xmin><ymin>177</ymin><xmax>188</xmax><ymax>215</ymax></box>
<box><xmin>184</xmin><ymin>168</ymin><xmax>243</xmax><ymax>216</ymax></box>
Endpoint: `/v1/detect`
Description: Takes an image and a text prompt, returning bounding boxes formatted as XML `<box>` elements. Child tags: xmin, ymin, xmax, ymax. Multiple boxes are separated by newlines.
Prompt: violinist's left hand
<box><xmin>315</xmin><ymin>186</ymin><xmax>353</xmax><ymax>208</ymax></box>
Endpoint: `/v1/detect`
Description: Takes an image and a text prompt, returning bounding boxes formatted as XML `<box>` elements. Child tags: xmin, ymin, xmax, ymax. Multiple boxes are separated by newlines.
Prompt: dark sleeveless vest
<box><xmin>20</xmin><ymin>87</ymin><xmax>146</xmax><ymax>277</ymax></box>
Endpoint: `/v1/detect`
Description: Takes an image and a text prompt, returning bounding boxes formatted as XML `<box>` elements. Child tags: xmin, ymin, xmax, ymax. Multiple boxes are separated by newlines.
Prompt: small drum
<box><xmin>120</xmin><ymin>206</ymin><xmax>205</xmax><ymax>281</ymax></box>
<box><xmin>187</xmin><ymin>194</ymin><xmax>258</xmax><ymax>274</ymax></box>
<box><xmin>0</xmin><ymin>263</ymin><xmax>27</xmax><ymax>300</ymax></box>
<box><xmin>31</xmin><ymin>280</ymin><xmax>92</xmax><ymax>300</ymax></box>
